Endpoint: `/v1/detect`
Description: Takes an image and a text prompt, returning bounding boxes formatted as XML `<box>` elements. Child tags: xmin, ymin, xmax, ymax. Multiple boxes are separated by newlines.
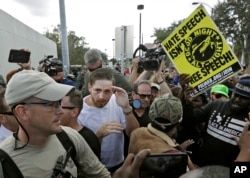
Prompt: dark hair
<box><xmin>89</xmin><ymin>68</ymin><xmax>114</xmax><ymax>85</ymax></box>
<box><xmin>66</xmin><ymin>89</ymin><xmax>83</xmax><ymax>111</ymax></box>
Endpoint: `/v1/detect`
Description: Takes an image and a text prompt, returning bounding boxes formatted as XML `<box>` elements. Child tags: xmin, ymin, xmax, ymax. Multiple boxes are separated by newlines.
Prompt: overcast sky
<box><xmin>1</xmin><ymin>0</ymin><xmax>221</xmax><ymax>58</ymax></box>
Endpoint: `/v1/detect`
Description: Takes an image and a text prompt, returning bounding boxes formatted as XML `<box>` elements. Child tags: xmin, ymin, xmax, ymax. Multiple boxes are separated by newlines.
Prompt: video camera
<box><xmin>133</xmin><ymin>44</ymin><xmax>166</xmax><ymax>72</ymax></box>
<box><xmin>40</xmin><ymin>55</ymin><xmax>63</xmax><ymax>76</ymax></box>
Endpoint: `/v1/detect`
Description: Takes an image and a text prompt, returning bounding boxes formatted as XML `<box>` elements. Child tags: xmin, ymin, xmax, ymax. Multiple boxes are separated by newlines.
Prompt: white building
<box><xmin>0</xmin><ymin>9</ymin><xmax>57</xmax><ymax>80</ymax></box>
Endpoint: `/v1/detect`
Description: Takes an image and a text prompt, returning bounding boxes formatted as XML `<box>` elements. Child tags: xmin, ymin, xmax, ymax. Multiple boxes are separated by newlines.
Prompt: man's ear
<box><xmin>71</xmin><ymin>108</ymin><xmax>80</xmax><ymax>118</ymax></box>
<box><xmin>14</xmin><ymin>105</ymin><xmax>30</xmax><ymax>121</ymax></box>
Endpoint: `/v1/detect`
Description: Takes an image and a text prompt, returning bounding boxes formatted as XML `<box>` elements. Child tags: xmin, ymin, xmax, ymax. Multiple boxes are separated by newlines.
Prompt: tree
<box><xmin>213</xmin><ymin>0</ymin><xmax>250</xmax><ymax>66</ymax></box>
<box><xmin>43</xmin><ymin>25</ymin><xmax>89</xmax><ymax>66</ymax></box>
<box><xmin>152</xmin><ymin>20</ymin><xmax>183</xmax><ymax>44</ymax></box>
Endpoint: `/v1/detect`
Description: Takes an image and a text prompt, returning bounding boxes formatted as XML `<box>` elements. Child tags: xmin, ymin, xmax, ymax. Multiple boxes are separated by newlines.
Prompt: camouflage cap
<box><xmin>149</xmin><ymin>93</ymin><xmax>183</xmax><ymax>126</ymax></box>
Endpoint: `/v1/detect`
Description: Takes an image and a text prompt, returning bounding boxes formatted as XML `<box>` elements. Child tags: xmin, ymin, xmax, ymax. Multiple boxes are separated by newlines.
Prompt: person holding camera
<box><xmin>38</xmin><ymin>57</ymin><xmax>77</xmax><ymax>88</ymax></box>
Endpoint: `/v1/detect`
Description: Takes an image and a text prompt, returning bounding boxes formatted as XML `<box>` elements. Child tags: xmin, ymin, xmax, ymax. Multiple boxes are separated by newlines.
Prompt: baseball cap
<box><xmin>149</xmin><ymin>93</ymin><xmax>183</xmax><ymax>128</ymax></box>
<box><xmin>232</xmin><ymin>77</ymin><xmax>250</xmax><ymax>98</ymax></box>
<box><xmin>5</xmin><ymin>70</ymin><xmax>74</xmax><ymax>105</ymax></box>
<box><xmin>211</xmin><ymin>84</ymin><xmax>229</xmax><ymax>98</ymax></box>
<box><xmin>151</xmin><ymin>83</ymin><xmax>160</xmax><ymax>90</ymax></box>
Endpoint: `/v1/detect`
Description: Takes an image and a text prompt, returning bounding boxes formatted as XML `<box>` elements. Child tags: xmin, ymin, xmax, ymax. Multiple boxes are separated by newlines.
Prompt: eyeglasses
<box><xmin>0</xmin><ymin>111</ymin><xmax>14</xmax><ymax>116</ymax></box>
<box><xmin>61</xmin><ymin>106</ymin><xmax>76</xmax><ymax>110</ymax></box>
<box><xmin>23</xmin><ymin>100</ymin><xmax>61</xmax><ymax>112</ymax></box>
<box><xmin>135</xmin><ymin>92</ymin><xmax>152</xmax><ymax>99</ymax></box>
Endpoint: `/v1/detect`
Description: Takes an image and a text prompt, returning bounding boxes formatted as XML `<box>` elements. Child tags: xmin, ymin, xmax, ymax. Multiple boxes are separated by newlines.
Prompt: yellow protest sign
<box><xmin>161</xmin><ymin>5</ymin><xmax>242</xmax><ymax>96</ymax></box>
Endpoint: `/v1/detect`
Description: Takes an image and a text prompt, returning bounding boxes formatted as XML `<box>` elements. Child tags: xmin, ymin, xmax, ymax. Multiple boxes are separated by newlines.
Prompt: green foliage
<box><xmin>152</xmin><ymin>20</ymin><xmax>184</xmax><ymax>44</ymax></box>
<box><xmin>213</xmin><ymin>0</ymin><xmax>250</xmax><ymax>65</ymax></box>
<box><xmin>43</xmin><ymin>25</ymin><xmax>89</xmax><ymax>66</ymax></box>
<box><xmin>153</xmin><ymin>0</ymin><xmax>250</xmax><ymax>66</ymax></box>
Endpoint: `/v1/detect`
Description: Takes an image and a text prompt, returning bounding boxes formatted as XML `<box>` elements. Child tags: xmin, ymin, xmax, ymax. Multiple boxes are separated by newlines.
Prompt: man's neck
<box><xmin>134</xmin><ymin>108</ymin><xmax>146</xmax><ymax>117</ymax></box>
<box><xmin>17</xmin><ymin>128</ymin><xmax>50</xmax><ymax>146</ymax></box>
<box><xmin>68</xmin><ymin>120</ymin><xmax>83</xmax><ymax>132</ymax></box>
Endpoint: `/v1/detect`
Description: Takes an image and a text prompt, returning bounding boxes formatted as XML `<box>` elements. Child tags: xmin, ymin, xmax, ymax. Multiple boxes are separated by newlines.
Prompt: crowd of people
<box><xmin>0</xmin><ymin>48</ymin><xmax>250</xmax><ymax>178</ymax></box>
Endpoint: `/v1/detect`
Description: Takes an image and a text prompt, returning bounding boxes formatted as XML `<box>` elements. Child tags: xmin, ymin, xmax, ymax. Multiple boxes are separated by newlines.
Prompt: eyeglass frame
<box><xmin>0</xmin><ymin>111</ymin><xmax>14</xmax><ymax>116</ymax></box>
<box><xmin>135</xmin><ymin>92</ymin><xmax>152</xmax><ymax>99</ymax></box>
<box><xmin>61</xmin><ymin>106</ymin><xmax>77</xmax><ymax>110</ymax></box>
<box><xmin>21</xmin><ymin>100</ymin><xmax>62</xmax><ymax>112</ymax></box>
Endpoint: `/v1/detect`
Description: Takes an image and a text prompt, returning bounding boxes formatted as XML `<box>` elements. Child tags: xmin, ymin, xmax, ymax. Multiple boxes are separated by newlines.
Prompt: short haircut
<box><xmin>84</xmin><ymin>48</ymin><xmax>102</xmax><ymax>64</ymax></box>
<box><xmin>66</xmin><ymin>89</ymin><xmax>83</xmax><ymax>111</ymax></box>
<box><xmin>89</xmin><ymin>68</ymin><xmax>114</xmax><ymax>85</ymax></box>
<box><xmin>133</xmin><ymin>80</ymin><xmax>151</xmax><ymax>93</ymax></box>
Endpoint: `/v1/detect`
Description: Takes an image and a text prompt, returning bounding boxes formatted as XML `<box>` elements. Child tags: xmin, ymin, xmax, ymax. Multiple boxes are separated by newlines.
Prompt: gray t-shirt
<box><xmin>0</xmin><ymin>126</ymin><xmax>111</xmax><ymax>178</ymax></box>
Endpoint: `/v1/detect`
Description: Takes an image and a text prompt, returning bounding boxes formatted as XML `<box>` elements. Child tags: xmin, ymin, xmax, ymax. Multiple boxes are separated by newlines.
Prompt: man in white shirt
<box><xmin>77</xmin><ymin>68</ymin><xmax>139</xmax><ymax>173</ymax></box>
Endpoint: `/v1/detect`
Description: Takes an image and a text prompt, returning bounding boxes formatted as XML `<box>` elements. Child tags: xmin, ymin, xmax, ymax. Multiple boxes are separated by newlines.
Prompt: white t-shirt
<box><xmin>77</xmin><ymin>94</ymin><xmax>126</xmax><ymax>169</ymax></box>
<box><xmin>0</xmin><ymin>125</ymin><xmax>12</xmax><ymax>143</ymax></box>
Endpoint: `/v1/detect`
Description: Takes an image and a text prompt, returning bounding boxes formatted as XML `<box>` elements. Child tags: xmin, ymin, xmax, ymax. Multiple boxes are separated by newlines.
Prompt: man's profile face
<box><xmin>88</xmin><ymin>79</ymin><xmax>113</xmax><ymax>108</ymax></box>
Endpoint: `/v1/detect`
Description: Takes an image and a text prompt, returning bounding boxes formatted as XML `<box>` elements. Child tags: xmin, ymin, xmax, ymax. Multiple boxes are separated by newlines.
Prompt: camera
<box><xmin>8</xmin><ymin>49</ymin><xmax>31</xmax><ymax>63</ymax></box>
<box><xmin>40</xmin><ymin>55</ymin><xmax>63</xmax><ymax>76</ymax></box>
<box><xmin>133</xmin><ymin>44</ymin><xmax>166</xmax><ymax>72</ymax></box>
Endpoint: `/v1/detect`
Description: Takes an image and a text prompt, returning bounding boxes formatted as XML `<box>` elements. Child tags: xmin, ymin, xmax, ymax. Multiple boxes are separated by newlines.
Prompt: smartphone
<box><xmin>8</xmin><ymin>49</ymin><xmax>31</xmax><ymax>63</ymax></box>
<box><xmin>140</xmin><ymin>152</ymin><xmax>188</xmax><ymax>178</ymax></box>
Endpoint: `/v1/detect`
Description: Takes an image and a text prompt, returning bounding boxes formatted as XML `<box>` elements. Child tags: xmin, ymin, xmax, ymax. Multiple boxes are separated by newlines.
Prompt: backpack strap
<box><xmin>56</xmin><ymin>130</ymin><xmax>79</xmax><ymax>167</ymax></box>
<box><xmin>0</xmin><ymin>148</ymin><xmax>24</xmax><ymax>178</ymax></box>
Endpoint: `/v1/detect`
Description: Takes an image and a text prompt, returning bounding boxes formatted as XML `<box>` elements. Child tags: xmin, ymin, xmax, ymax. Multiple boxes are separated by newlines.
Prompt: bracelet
<box><xmin>158</xmin><ymin>80</ymin><xmax>164</xmax><ymax>84</ymax></box>
<box><xmin>123</xmin><ymin>107</ymin><xmax>133</xmax><ymax>115</ymax></box>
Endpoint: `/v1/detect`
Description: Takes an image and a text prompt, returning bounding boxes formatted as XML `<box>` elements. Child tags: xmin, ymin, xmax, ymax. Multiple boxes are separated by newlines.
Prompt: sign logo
<box><xmin>184</xmin><ymin>27</ymin><xmax>223</xmax><ymax>68</ymax></box>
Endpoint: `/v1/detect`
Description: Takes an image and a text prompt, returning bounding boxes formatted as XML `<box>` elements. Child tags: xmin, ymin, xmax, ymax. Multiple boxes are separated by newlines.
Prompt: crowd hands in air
<box><xmin>0</xmin><ymin>48</ymin><xmax>250</xmax><ymax>178</ymax></box>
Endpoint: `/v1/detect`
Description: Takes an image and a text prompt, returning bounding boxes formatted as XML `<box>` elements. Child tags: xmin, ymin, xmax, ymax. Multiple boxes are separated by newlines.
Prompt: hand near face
<box><xmin>113</xmin><ymin>86</ymin><xmax>130</xmax><ymax>108</ymax></box>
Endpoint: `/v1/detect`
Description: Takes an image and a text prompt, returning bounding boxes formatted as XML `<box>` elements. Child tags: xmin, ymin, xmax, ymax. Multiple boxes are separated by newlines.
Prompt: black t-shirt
<box><xmin>124</xmin><ymin>107</ymin><xmax>151</xmax><ymax>157</ymax></box>
<box><xmin>182</xmin><ymin>100</ymin><xmax>249</xmax><ymax>167</ymax></box>
<box><xmin>132</xmin><ymin>107</ymin><xmax>151</xmax><ymax>127</ymax></box>
<box><xmin>78</xmin><ymin>126</ymin><xmax>101</xmax><ymax>160</ymax></box>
